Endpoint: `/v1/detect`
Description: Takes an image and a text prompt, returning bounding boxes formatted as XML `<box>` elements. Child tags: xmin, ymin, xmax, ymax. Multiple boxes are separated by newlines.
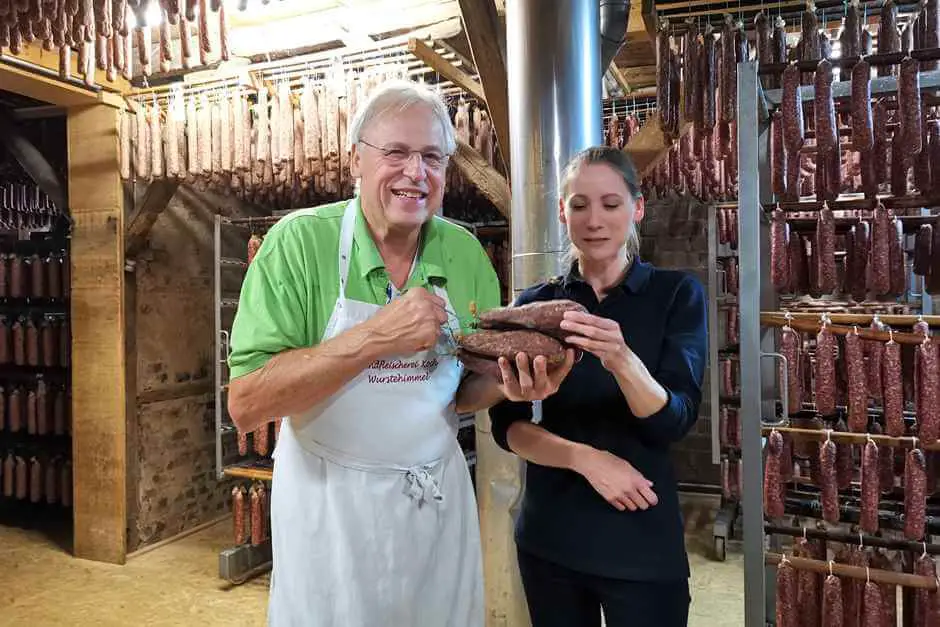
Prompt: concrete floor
<box><xmin>0</xmin><ymin>495</ymin><xmax>744</xmax><ymax>626</ymax></box>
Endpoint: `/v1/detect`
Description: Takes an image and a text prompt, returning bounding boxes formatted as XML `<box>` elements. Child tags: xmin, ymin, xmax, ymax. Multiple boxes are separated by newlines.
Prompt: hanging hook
<box><xmin>866</xmin><ymin>566</ymin><xmax>871</xmax><ymax>584</ymax></box>
<box><xmin>859</xmin><ymin>531</ymin><xmax>864</xmax><ymax>548</ymax></box>
<box><xmin>828</xmin><ymin>560</ymin><xmax>835</xmax><ymax>578</ymax></box>
<box><xmin>923</xmin><ymin>542</ymin><xmax>929</xmax><ymax>559</ymax></box>
<box><xmin>826</xmin><ymin>429</ymin><xmax>833</xmax><ymax>443</ymax></box>
<box><xmin>803</xmin><ymin>526</ymin><xmax>808</xmax><ymax>540</ymax></box>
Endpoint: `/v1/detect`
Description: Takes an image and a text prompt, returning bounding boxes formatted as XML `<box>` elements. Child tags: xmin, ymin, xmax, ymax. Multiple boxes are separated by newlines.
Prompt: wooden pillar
<box><xmin>475</xmin><ymin>410</ymin><xmax>531</xmax><ymax>627</ymax></box>
<box><xmin>67</xmin><ymin>103</ymin><xmax>127</xmax><ymax>564</ymax></box>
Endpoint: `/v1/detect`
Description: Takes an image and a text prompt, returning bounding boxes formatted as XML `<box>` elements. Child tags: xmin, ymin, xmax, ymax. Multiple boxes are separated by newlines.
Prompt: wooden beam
<box><xmin>0</xmin><ymin>42</ymin><xmax>127</xmax><ymax>108</ymax></box>
<box><xmin>456</xmin><ymin>0</ymin><xmax>511</xmax><ymax>173</ymax></box>
<box><xmin>609</xmin><ymin>62</ymin><xmax>632</xmax><ymax>95</ymax></box>
<box><xmin>452</xmin><ymin>139</ymin><xmax>510</xmax><ymax>220</ymax></box>
<box><xmin>125</xmin><ymin>181</ymin><xmax>181</xmax><ymax>259</ymax></box>
<box><xmin>623</xmin><ymin>119</ymin><xmax>691</xmax><ymax>178</ymax></box>
<box><xmin>407</xmin><ymin>38</ymin><xmax>486</xmax><ymax>101</ymax></box>
<box><xmin>67</xmin><ymin>103</ymin><xmax>127</xmax><ymax>565</ymax></box>
<box><xmin>0</xmin><ymin>107</ymin><xmax>67</xmax><ymax>212</ymax></box>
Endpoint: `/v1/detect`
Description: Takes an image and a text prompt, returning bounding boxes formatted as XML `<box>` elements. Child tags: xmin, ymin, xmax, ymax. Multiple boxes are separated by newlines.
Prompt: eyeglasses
<box><xmin>358</xmin><ymin>139</ymin><xmax>450</xmax><ymax>170</ymax></box>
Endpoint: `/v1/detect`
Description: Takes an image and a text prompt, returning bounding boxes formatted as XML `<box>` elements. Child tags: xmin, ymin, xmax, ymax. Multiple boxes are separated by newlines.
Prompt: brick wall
<box><xmin>639</xmin><ymin>194</ymin><xmax>720</xmax><ymax>488</ymax></box>
<box><xmin>127</xmin><ymin>186</ymin><xmax>262</xmax><ymax>550</ymax></box>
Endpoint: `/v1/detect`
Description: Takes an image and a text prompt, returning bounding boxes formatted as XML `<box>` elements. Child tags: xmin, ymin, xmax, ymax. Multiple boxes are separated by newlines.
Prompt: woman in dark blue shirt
<box><xmin>488</xmin><ymin>146</ymin><xmax>708</xmax><ymax>627</ymax></box>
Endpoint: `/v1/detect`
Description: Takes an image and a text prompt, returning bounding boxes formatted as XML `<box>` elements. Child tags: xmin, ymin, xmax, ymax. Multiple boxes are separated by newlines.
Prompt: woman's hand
<box><xmin>572</xmin><ymin>447</ymin><xmax>658</xmax><ymax>512</ymax></box>
<box><xmin>497</xmin><ymin>349</ymin><xmax>576</xmax><ymax>402</ymax></box>
<box><xmin>560</xmin><ymin>311</ymin><xmax>631</xmax><ymax>373</ymax></box>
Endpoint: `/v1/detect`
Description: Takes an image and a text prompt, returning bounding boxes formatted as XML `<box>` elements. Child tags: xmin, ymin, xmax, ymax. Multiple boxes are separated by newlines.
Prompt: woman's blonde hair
<box><xmin>559</xmin><ymin>146</ymin><xmax>644</xmax><ymax>269</ymax></box>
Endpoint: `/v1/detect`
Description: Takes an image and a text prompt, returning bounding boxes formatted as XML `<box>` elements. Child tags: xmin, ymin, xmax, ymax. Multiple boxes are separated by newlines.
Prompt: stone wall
<box><xmin>639</xmin><ymin>194</ymin><xmax>720</xmax><ymax>488</ymax></box>
<box><xmin>127</xmin><ymin>186</ymin><xmax>262</xmax><ymax>550</ymax></box>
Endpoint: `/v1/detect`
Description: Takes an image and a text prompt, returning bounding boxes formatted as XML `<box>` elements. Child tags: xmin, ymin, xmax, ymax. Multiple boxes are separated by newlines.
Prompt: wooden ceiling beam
<box><xmin>0</xmin><ymin>42</ymin><xmax>127</xmax><ymax>108</ymax></box>
<box><xmin>125</xmin><ymin>181</ymin><xmax>181</xmax><ymax>259</ymax></box>
<box><xmin>452</xmin><ymin>139</ymin><xmax>510</xmax><ymax>219</ymax></box>
<box><xmin>456</xmin><ymin>0</ymin><xmax>511</xmax><ymax>173</ymax></box>
<box><xmin>407</xmin><ymin>38</ymin><xmax>486</xmax><ymax>101</ymax></box>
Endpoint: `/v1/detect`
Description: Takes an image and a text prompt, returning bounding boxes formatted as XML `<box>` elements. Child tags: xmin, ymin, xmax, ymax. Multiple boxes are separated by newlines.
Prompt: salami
<box><xmin>917</xmin><ymin>338</ymin><xmax>939</xmax><ymax>444</ymax></box>
<box><xmin>817</xmin><ymin>204</ymin><xmax>836</xmax><ymax>294</ymax></box>
<box><xmin>781</xmin><ymin>324</ymin><xmax>802</xmax><ymax>414</ymax></box>
<box><xmin>913</xmin><ymin>554</ymin><xmax>935</xmax><ymax>625</ymax></box>
<box><xmin>814</xmin><ymin>59</ymin><xmax>838</xmax><ymax>154</ymax></box>
<box><xmin>782</xmin><ymin>63</ymin><xmax>805</xmax><ymax>156</ymax></box>
<box><xmin>253</xmin><ymin>422</ymin><xmax>268</xmax><ymax>456</ymax></box>
<box><xmin>771</xmin><ymin>209</ymin><xmax>790</xmax><ymax>290</ymax></box>
<box><xmin>237</xmin><ymin>428</ymin><xmax>247</xmax><ymax>456</ymax></box>
<box><xmin>776</xmin><ymin>558</ymin><xmax>797</xmax><ymax>627</ymax></box>
<box><xmin>822</xmin><ymin>572</ymin><xmax>843</xmax><ymax>627</ymax></box>
<box><xmin>232</xmin><ymin>485</ymin><xmax>246</xmax><ymax>544</ymax></box>
<box><xmin>870</xmin><ymin>204</ymin><xmax>891</xmax><ymax>296</ymax></box>
<box><xmin>721</xmin><ymin>456</ymin><xmax>731</xmax><ymax>500</ymax></box>
<box><xmin>764</xmin><ymin>430</ymin><xmax>785</xmax><ymax>518</ymax></box>
<box><xmin>883</xmin><ymin>336</ymin><xmax>904</xmax><ymax>436</ymax></box>
<box><xmin>861</xmin><ymin>581</ymin><xmax>882</xmax><ymax>627</ymax></box>
<box><xmin>726</xmin><ymin>256</ymin><xmax>738</xmax><ymax>295</ymax></box>
<box><xmin>851</xmin><ymin>60</ymin><xmax>873</xmax><ymax>152</ymax></box>
<box><xmin>866</xmin><ymin>319</ymin><xmax>884</xmax><ymax>403</ymax></box>
<box><xmin>852</xmin><ymin>220</ymin><xmax>869</xmax><ymax>302</ymax></box>
<box><xmin>888</xmin><ymin>216</ymin><xmax>905</xmax><ymax>297</ymax></box>
<box><xmin>878</xmin><ymin>0</ymin><xmax>900</xmax><ymax>77</ymax></box>
<box><xmin>904</xmin><ymin>448</ymin><xmax>927</xmax><ymax>540</ymax></box>
<box><xmin>820</xmin><ymin>436</ymin><xmax>839</xmax><ymax>523</ymax></box>
<box><xmin>702</xmin><ymin>26</ymin><xmax>716</xmax><ymax>132</ymax></box>
<box><xmin>860</xmin><ymin>438</ymin><xmax>880</xmax><ymax>533</ymax></box>
<box><xmin>726</xmin><ymin>305</ymin><xmax>739</xmax><ymax>347</ymax></box>
<box><xmin>899</xmin><ymin>57</ymin><xmax>923</xmax><ymax>156</ymax></box>
<box><xmin>721</xmin><ymin>358</ymin><xmax>734</xmax><ymax>397</ymax></box>
<box><xmin>846</xmin><ymin>330</ymin><xmax>867</xmax><ymax>432</ymax></box>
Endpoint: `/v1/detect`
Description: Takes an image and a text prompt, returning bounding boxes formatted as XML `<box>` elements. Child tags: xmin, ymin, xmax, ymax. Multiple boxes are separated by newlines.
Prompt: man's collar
<box><xmin>562</xmin><ymin>258</ymin><xmax>652</xmax><ymax>294</ymax></box>
<box><xmin>351</xmin><ymin>198</ymin><xmax>447</xmax><ymax>281</ymax></box>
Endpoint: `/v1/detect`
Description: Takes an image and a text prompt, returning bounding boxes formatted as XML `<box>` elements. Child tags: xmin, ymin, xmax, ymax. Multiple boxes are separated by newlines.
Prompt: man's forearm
<box><xmin>454</xmin><ymin>373</ymin><xmax>505</xmax><ymax>414</ymax></box>
<box><xmin>228</xmin><ymin>326</ymin><xmax>389</xmax><ymax>431</ymax></box>
<box><xmin>505</xmin><ymin>421</ymin><xmax>587</xmax><ymax>471</ymax></box>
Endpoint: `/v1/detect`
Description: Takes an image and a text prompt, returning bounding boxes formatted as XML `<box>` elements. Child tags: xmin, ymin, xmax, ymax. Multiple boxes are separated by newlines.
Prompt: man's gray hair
<box><xmin>347</xmin><ymin>79</ymin><xmax>457</xmax><ymax>155</ymax></box>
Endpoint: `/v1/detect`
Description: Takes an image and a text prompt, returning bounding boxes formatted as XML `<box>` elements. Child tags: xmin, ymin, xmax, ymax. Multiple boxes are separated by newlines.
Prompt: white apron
<box><xmin>267</xmin><ymin>200</ymin><xmax>484</xmax><ymax>627</ymax></box>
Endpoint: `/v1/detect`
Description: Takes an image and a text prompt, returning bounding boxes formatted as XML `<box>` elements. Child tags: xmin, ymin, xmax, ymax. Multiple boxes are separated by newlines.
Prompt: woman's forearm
<box><xmin>613</xmin><ymin>351</ymin><xmax>670</xmax><ymax>419</ymax></box>
<box><xmin>505</xmin><ymin>421</ymin><xmax>587</xmax><ymax>471</ymax></box>
<box><xmin>227</xmin><ymin>325</ymin><xmax>389</xmax><ymax>432</ymax></box>
<box><xmin>455</xmin><ymin>374</ymin><xmax>505</xmax><ymax>414</ymax></box>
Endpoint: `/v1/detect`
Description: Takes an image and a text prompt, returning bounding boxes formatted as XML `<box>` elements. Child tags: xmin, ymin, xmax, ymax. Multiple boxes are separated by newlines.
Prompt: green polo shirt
<box><xmin>228</xmin><ymin>197</ymin><xmax>502</xmax><ymax>380</ymax></box>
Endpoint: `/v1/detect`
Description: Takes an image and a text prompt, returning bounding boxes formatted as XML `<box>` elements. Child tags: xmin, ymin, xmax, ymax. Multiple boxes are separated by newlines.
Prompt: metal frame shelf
<box><xmin>736</xmin><ymin>59</ymin><xmax>938</xmax><ymax>627</ymax></box>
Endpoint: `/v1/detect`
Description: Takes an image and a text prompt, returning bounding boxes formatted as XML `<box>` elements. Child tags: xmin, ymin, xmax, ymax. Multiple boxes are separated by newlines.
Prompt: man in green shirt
<box><xmin>226</xmin><ymin>80</ymin><xmax>573</xmax><ymax>626</ymax></box>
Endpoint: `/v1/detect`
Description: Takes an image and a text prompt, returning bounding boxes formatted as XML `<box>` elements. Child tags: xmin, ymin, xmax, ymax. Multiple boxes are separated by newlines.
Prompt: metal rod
<box><xmin>763</xmin><ymin>69</ymin><xmax>940</xmax><ymax>106</ymax></box>
<box><xmin>763</xmin><ymin>311</ymin><xmax>940</xmax><ymax>327</ymax></box>
<box><xmin>761</xmin><ymin>314</ymin><xmax>938</xmax><ymax>345</ymax></box>
<box><xmin>214</xmin><ymin>214</ymin><xmax>224</xmax><ymax>481</ymax></box>
<box><xmin>708</xmin><ymin>204</ymin><xmax>722</xmax><ymax>466</ymax></box>
<box><xmin>766</xmin><ymin>553</ymin><xmax>940</xmax><ymax>589</ymax></box>
<box><xmin>765</xmin><ymin>524</ymin><xmax>940</xmax><ymax>555</ymax></box>
<box><xmin>761</xmin><ymin>425</ymin><xmax>940</xmax><ymax>450</ymax></box>
<box><xmin>738</xmin><ymin>59</ymin><xmax>767</xmax><ymax>627</ymax></box>
<box><xmin>766</xmin><ymin>194</ymin><xmax>940</xmax><ymax>211</ymax></box>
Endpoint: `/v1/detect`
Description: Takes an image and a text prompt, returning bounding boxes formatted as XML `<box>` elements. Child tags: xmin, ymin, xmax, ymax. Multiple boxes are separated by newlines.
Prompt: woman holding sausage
<box><xmin>488</xmin><ymin>146</ymin><xmax>708</xmax><ymax>627</ymax></box>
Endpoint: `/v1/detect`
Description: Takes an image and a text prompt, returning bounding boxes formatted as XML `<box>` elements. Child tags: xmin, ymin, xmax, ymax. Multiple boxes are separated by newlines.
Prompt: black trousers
<box><xmin>517</xmin><ymin>549</ymin><xmax>691</xmax><ymax>627</ymax></box>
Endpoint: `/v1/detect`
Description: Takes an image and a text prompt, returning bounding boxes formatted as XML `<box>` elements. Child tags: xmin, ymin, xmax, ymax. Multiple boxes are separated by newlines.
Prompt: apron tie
<box><xmin>404</xmin><ymin>466</ymin><xmax>444</xmax><ymax>505</ymax></box>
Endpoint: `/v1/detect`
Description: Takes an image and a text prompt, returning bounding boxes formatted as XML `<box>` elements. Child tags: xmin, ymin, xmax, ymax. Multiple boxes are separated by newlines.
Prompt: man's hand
<box><xmin>364</xmin><ymin>287</ymin><xmax>448</xmax><ymax>357</ymax></box>
<box><xmin>496</xmin><ymin>349</ymin><xmax>576</xmax><ymax>402</ymax></box>
<box><xmin>572</xmin><ymin>447</ymin><xmax>658</xmax><ymax>512</ymax></box>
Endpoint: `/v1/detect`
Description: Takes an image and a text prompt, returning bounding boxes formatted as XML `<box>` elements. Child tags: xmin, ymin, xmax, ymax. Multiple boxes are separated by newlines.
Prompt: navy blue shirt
<box><xmin>488</xmin><ymin>258</ymin><xmax>708</xmax><ymax>582</ymax></box>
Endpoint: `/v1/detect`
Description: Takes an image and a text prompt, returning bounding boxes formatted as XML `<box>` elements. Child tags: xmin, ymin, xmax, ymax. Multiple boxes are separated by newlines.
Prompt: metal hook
<box><xmin>866</xmin><ymin>566</ymin><xmax>870</xmax><ymax>583</ymax></box>
<box><xmin>924</xmin><ymin>542</ymin><xmax>929</xmax><ymax>559</ymax></box>
<box><xmin>859</xmin><ymin>531</ymin><xmax>864</xmax><ymax>548</ymax></box>
<box><xmin>828</xmin><ymin>560</ymin><xmax>835</xmax><ymax>577</ymax></box>
<box><xmin>826</xmin><ymin>429</ymin><xmax>832</xmax><ymax>443</ymax></box>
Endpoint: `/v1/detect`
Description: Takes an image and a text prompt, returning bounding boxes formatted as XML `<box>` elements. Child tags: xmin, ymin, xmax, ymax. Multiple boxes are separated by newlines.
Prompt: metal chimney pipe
<box><xmin>506</xmin><ymin>0</ymin><xmax>604</xmax><ymax>294</ymax></box>
<box><xmin>473</xmin><ymin>2</ymin><xmax>605</xmax><ymax>624</ymax></box>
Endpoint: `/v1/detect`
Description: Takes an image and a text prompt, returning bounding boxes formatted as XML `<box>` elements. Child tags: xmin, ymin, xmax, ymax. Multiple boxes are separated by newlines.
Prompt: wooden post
<box><xmin>67</xmin><ymin>103</ymin><xmax>127</xmax><ymax>565</ymax></box>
